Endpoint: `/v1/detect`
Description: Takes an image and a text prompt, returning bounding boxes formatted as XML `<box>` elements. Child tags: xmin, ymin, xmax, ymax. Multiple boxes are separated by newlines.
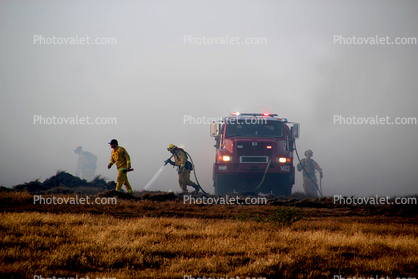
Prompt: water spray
<box><xmin>143</xmin><ymin>166</ymin><xmax>165</xmax><ymax>191</ymax></box>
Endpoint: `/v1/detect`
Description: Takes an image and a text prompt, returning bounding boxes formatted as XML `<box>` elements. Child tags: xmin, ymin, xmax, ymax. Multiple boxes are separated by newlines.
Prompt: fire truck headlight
<box><xmin>222</xmin><ymin>156</ymin><xmax>231</xmax><ymax>162</ymax></box>
<box><xmin>278</xmin><ymin>157</ymin><xmax>287</xmax><ymax>163</ymax></box>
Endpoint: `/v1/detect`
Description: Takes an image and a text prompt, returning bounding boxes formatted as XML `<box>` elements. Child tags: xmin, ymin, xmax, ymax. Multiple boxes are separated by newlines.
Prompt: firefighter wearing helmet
<box><xmin>297</xmin><ymin>149</ymin><xmax>323</xmax><ymax>197</ymax></box>
<box><xmin>107</xmin><ymin>139</ymin><xmax>134</xmax><ymax>194</ymax></box>
<box><xmin>166</xmin><ymin>144</ymin><xmax>200</xmax><ymax>193</ymax></box>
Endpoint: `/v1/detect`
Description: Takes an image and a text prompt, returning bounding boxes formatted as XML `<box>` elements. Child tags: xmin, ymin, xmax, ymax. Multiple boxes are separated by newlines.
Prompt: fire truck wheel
<box><xmin>214</xmin><ymin>174</ymin><xmax>234</xmax><ymax>195</ymax></box>
<box><xmin>275</xmin><ymin>174</ymin><xmax>293</xmax><ymax>196</ymax></box>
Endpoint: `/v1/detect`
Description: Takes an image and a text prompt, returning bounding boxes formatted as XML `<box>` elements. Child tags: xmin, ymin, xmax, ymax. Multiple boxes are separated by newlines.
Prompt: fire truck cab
<box><xmin>210</xmin><ymin>113</ymin><xmax>299</xmax><ymax>196</ymax></box>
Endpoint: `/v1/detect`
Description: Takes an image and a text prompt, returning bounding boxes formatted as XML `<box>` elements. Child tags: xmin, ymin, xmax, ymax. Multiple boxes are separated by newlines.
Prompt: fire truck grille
<box><xmin>240</xmin><ymin>156</ymin><xmax>269</xmax><ymax>163</ymax></box>
<box><xmin>236</xmin><ymin>142</ymin><xmax>273</xmax><ymax>156</ymax></box>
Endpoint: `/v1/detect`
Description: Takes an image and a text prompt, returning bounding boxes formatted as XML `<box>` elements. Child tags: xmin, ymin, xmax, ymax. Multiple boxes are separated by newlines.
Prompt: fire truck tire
<box><xmin>214</xmin><ymin>174</ymin><xmax>234</xmax><ymax>195</ymax></box>
<box><xmin>277</xmin><ymin>174</ymin><xmax>293</xmax><ymax>196</ymax></box>
<box><xmin>263</xmin><ymin>174</ymin><xmax>292</xmax><ymax>196</ymax></box>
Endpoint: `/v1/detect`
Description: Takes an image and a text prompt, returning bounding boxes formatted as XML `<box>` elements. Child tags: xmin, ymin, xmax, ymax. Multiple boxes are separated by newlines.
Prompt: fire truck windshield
<box><xmin>225</xmin><ymin>120</ymin><xmax>284</xmax><ymax>138</ymax></box>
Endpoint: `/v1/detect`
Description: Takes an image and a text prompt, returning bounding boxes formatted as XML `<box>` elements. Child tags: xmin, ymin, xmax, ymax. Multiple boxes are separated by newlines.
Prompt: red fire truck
<box><xmin>210</xmin><ymin>112</ymin><xmax>299</xmax><ymax>196</ymax></box>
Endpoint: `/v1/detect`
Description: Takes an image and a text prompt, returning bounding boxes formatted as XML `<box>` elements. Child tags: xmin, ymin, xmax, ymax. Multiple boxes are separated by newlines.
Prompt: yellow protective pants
<box><xmin>116</xmin><ymin>171</ymin><xmax>133</xmax><ymax>192</ymax></box>
<box><xmin>303</xmin><ymin>175</ymin><xmax>318</xmax><ymax>196</ymax></box>
<box><xmin>178</xmin><ymin>169</ymin><xmax>198</xmax><ymax>191</ymax></box>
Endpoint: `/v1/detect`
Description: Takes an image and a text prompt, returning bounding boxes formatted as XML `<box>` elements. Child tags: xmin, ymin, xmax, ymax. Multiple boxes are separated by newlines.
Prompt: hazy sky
<box><xmin>1</xmin><ymin>0</ymin><xmax>417</xmax><ymax>197</ymax></box>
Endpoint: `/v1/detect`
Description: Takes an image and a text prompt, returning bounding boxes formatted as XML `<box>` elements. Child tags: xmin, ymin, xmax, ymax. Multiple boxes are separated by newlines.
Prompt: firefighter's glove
<box><xmin>107</xmin><ymin>163</ymin><xmax>112</xmax><ymax>169</ymax></box>
<box><xmin>178</xmin><ymin>167</ymin><xmax>184</xmax><ymax>174</ymax></box>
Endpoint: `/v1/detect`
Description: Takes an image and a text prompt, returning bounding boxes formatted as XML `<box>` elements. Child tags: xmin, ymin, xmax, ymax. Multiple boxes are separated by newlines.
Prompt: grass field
<box><xmin>1</xmin><ymin>191</ymin><xmax>417</xmax><ymax>279</ymax></box>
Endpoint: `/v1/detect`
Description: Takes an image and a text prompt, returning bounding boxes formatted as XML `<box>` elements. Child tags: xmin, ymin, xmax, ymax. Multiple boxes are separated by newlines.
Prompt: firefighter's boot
<box><xmin>193</xmin><ymin>185</ymin><xmax>200</xmax><ymax>193</ymax></box>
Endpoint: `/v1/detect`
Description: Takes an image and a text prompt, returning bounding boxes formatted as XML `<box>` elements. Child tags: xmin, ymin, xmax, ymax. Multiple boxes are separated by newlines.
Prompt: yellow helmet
<box><xmin>167</xmin><ymin>144</ymin><xmax>177</xmax><ymax>152</ymax></box>
<box><xmin>305</xmin><ymin>149</ymin><xmax>313</xmax><ymax>156</ymax></box>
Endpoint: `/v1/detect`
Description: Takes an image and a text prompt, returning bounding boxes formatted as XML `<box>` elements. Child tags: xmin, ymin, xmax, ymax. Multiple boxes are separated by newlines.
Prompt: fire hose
<box><xmin>253</xmin><ymin>159</ymin><xmax>272</xmax><ymax>191</ymax></box>
<box><xmin>164</xmin><ymin>153</ymin><xmax>207</xmax><ymax>194</ymax></box>
<box><xmin>186</xmin><ymin>152</ymin><xmax>207</xmax><ymax>194</ymax></box>
<box><xmin>164</xmin><ymin>155</ymin><xmax>174</xmax><ymax>166</ymax></box>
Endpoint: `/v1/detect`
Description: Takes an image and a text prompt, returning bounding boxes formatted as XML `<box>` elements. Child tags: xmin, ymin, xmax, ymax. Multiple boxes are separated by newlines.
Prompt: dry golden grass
<box><xmin>1</xmin><ymin>209</ymin><xmax>417</xmax><ymax>279</ymax></box>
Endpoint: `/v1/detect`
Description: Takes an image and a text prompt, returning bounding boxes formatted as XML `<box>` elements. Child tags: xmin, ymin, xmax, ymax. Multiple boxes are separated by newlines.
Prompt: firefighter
<box><xmin>74</xmin><ymin>146</ymin><xmax>97</xmax><ymax>181</ymax></box>
<box><xmin>107</xmin><ymin>139</ymin><xmax>133</xmax><ymax>194</ymax></box>
<box><xmin>297</xmin><ymin>149</ymin><xmax>323</xmax><ymax>197</ymax></box>
<box><xmin>166</xmin><ymin>144</ymin><xmax>200</xmax><ymax>193</ymax></box>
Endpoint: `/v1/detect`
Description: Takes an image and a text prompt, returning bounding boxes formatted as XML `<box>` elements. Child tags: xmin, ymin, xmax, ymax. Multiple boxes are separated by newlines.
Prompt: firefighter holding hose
<box><xmin>107</xmin><ymin>139</ymin><xmax>134</xmax><ymax>194</ymax></box>
<box><xmin>297</xmin><ymin>149</ymin><xmax>323</xmax><ymax>197</ymax></box>
<box><xmin>166</xmin><ymin>144</ymin><xmax>200</xmax><ymax>193</ymax></box>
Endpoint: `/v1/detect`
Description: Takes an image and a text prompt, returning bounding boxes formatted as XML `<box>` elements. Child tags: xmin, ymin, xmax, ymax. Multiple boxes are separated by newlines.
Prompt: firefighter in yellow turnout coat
<box><xmin>166</xmin><ymin>144</ymin><xmax>199</xmax><ymax>193</ymax></box>
<box><xmin>297</xmin><ymin>149</ymin><xmax>323</xmax><ymax>196</ymax></box>
<box><xmin>107</xmin><ymin>139</ymin><xmax>133</xmax><ymax>194</ymax></box>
